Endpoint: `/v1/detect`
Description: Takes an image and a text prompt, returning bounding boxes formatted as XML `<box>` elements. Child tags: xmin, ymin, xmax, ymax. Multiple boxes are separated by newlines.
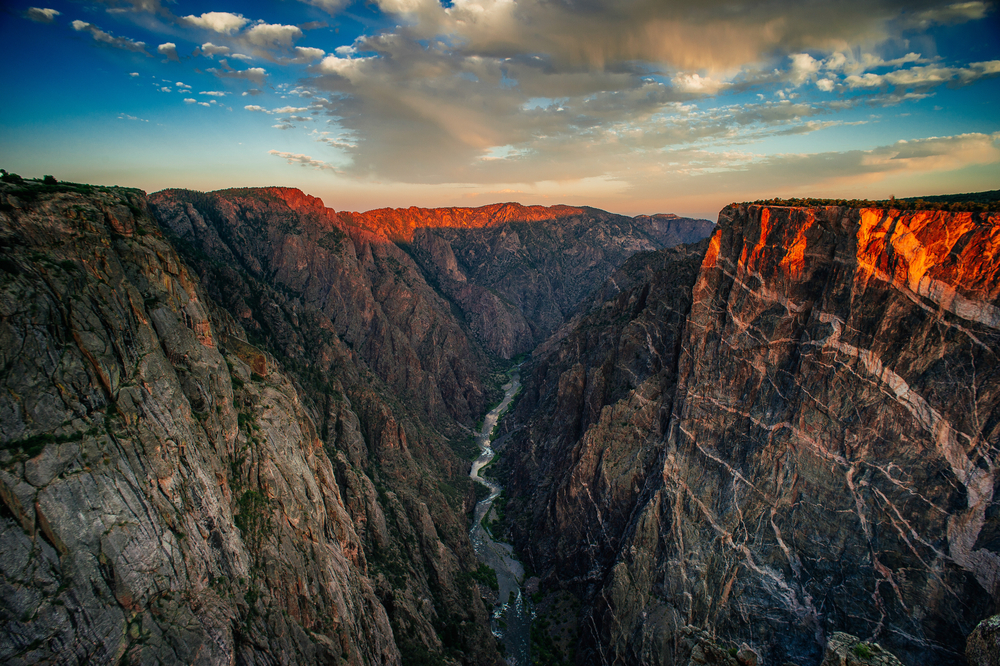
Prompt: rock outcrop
<box><xmin>0</xmin><ymin>182</ymin><xmax>500</xmax><ymax>664</ymax></box>
<box><xmin>500</xmin><ymin>204</ymin><xmax>1000</xmax><ymax>665</ymax></box>
<box><xmin>967</xmin><ymin>614</ymin><xmax>1000</xmax><ymax>666</ymax></box>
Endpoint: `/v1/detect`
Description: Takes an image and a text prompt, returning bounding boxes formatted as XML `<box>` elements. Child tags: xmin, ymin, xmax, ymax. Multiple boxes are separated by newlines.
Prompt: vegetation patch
<box><xmin>753</xmin><ymin>191</ymin><xmax>1000</xmax><ymax>213</ymax></box>
<box><xmin>461</xmin><ymin>563</ymin><xmax>499</xmax><ymax>591</ymax></box>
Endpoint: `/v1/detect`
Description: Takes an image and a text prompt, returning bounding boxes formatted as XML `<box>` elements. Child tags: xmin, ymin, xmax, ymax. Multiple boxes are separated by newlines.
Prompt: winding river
<box><xmin>469</xmin><ymin>369</ymin><xmax>531</xmax><ymax>665</ymax></box>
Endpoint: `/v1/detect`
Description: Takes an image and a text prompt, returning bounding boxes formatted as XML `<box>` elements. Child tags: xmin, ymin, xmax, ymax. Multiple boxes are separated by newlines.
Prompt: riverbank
<box><xmin>469</xmin><ymin>369</ymin><xmax>530</xmax><ymax>665</ymax></box>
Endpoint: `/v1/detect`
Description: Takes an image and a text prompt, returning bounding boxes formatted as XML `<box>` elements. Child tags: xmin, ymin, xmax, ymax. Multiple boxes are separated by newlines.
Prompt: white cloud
<box><xmin>246</xmin><ymin>23</ymin><xmax>302</xmax><ymax>49</ymax></box>
<box><xmin>815</xmin><ymin>78</ymin><xmax>835</xmax><ymax>92</ymax></box>
<box><xmin>157</xmin><ymin>42</ymin><xmax>178</xmax><ymax>60</ymax></box>
<box><xmin>244</xmin><ymin>105</ymin><xmax>267</xmax><ymax>112</ymax></box>
<box><xmin>199</xmin><ymin>102</ymin><xmax>212</xmax><ymax>107</ymax></box>
<box><xmin>184</xmin><ymin>98</ymin><xmax>197</xmax><ymax>103</ymax></box>
<box><xmin>183</xmin><ymin>12</ymin><xmax>248</xmax><ymax>35</ymax></box>
<box><xmin>25</xmin><ymin>7</ymin><xmax>59</xmax><ymax>23</ymax></box>
<box><xmin>118</xmin><ymin>113</ymin><xmax>148</xmax><ymax>122</ymax></box>
<box><xmin>845</xmin><ymin>60</ymin><xmax>1000</xmax><ymax>89</ymax></box>
<box><xmin>72</xmin><ymin>20</ymin><xmax>148</xmax><ymax>54</ymax></box>
<box><xmin>176</xmin><ymin>82</ymin><xmax>191</xmax><ymax>88</ymax></box>
<box><xmin>268</xmin><ymin>150</ymin><xmax>337</xmax><ymax>170</ymax></box>
<box><xmin>129</xmin><ymin>72</ymin><xmax>139</xmax><ymax>77</ymax></box>
<box><xmin>231</xmin><ymin>53</ymin><xmax>254</xmax><ymax>62</ymax></box>
<box><xmin>200</xmin><ymin>90</ymin><xmax>228</xmax><ymax>96</ymax></box>
<box><xmin>672</xmin><ymin>73</ymin><xmax>728</xmax><ymax>94</ymax></box>
<box><xmin>201</xmin><ymin>42</ymin><xmax>231</xmax><ymax>57</ymax></box>
<box><xmin>208</xmin><ymin>61</ymin><xmax>267</xmax><ymax>85</ymax></box>
<box><xmin>788</xmin><ymin>53</ymin><xmax>821</xmax><ymax>85</ymax></box>
<box><xmin>290</xmin><ymin>46</ymin><xmax>325</xmax><ymax>63</ymax></box>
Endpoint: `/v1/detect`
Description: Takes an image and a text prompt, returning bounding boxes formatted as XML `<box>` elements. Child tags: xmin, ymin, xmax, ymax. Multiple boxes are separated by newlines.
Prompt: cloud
<box><xmin>184</xmin><ymin>98</ymin><xmax>197</xmax><ymax>103</ymax></box>
<box><xmin>845</xmin><ymin>60</ymin><xmax>1000</xmax><ymax>89</ymax></box>
<box><xmin>183</xmin><ymin>12</ymin><xmax>248</xmax><ymax>34</ymax></box>
<box><xmin>201</xmin><ymin>42</ymin><xmax>231</xmax><ymax>57</ymax></box>
<box><xmin>230</xmin><ymin>53</ymin><xmax>254</xmax><ymax>62</ymax></box>
<box><xmin>207</xmin><ymin>60</ymin><xmax>267</xmax><ymax>85</ymax></box>
<box><xmin>24</xmin><ymin>7</ymin><xmax>59</xmax><ymax>23</ymax></box>
<box><xmin>200</xmin><ymin>90</ymin><xmax>228</xmax><ymax>96</ymax></box>
<box><xmin>71</xmin><ymin>20</ymin><xmax>149</xmax><ymax>55</ymax></box>
<box><xmin>246</xmin><ymin>23</ymin><xmax>302</xmax><ymax>49</ymax></box>
<box><xmin>788</xmin><ymin>53</ymin><xmax>821</xmax><ymax>86</ymax></box>
<box><xmin>672</xmin><ymin>73</ymin><xmax>729</xmax><ymax>94</ymax></box>
<box><xmin>268</xmin><ymin>150</ymin><xmax>337</xmax><ymax>170</ymax></box>
<box><xmin>299</xmin><ymin>0</ymin><xmax>352</xmax><ymax>15</ymax></box>
<box><xmin>908</xmin><ymin>1</ymin><xmax>990</xmax><ymax>27</ymax></box>
<box><xmin>118</xmin><ymin>113</ymin><xmax>148</xmax><ymax>122</ymax></box>
<box><xmin>157</xmin><ymin>42</ymin><xmax>178</xmax><ymax>60</ymax></box>
<box><xmin>288</xmin><ymin>46</ymin><xmax>325</xmax><ymax>63</ymax></box>
<box><xmin>129</xmin><ymin>72</ymin><xmax>139</xmax><ymax>77</ymax></box>
<box><xmin>244</xmin><ymin>104</ymin><xmax>314</xmax><ymax>115</ymax></box>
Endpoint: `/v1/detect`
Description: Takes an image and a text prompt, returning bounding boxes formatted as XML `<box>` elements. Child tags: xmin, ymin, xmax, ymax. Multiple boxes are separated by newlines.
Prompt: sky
<box><xmin>1</xmin><ymin>0</ymin><xmax>999</xmax><ymax>220</ymax></box>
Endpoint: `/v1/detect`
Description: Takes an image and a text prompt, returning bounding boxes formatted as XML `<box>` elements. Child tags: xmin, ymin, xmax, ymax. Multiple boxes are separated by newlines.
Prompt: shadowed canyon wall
<box><xmin>0</xmin><ymin>183</ymin><xmax>501</xmax><ymax>665</ymax></box>
<box><xmin>500</xmin><ymin>204</ymin><xmax>1000</xmax><ymax>665</ymax></box>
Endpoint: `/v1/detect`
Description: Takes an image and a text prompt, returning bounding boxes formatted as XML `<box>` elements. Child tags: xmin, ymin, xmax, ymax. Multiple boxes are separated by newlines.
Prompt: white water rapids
<box><xmin>469</xmin><ymin>369</ymin><xmax>531</xmax><ymax>665</ymax></box>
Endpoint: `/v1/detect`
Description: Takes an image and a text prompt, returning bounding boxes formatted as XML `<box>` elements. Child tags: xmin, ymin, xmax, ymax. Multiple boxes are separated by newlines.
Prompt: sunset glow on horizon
<box><xmin>2</xmin><ymin>0</ymin><xmax>999</xmax><ymax>221</ymax></box>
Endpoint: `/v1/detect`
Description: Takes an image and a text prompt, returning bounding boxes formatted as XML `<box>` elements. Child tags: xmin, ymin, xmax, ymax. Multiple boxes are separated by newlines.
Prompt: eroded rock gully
<box><xmin>498</xmin><ymin>204</ymin><xmax>1000</xmax><ymax>665</ymax></box>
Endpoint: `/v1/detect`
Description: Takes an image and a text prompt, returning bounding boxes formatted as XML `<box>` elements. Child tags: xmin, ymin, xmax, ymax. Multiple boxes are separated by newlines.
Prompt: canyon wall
<box><xmin>406</xmin><ymin>211</ymin><xmax>714</xmax><ymax>357</ymax></box>
<box><xmin>0</xmin><ymin>182</ymin><xmax>500</xmax><ymax>664</ymax></box>
<box><xmin>501</xmin><ymin>204</ymin><xmax>1000</xmax><ymax>665</ymax></box>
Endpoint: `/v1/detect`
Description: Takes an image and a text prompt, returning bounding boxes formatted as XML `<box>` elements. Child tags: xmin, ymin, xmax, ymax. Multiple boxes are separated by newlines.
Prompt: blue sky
<box><xmin>1</xmin><ymin>0</ymin><xmax>999</xmax><ymax>219</ymax></box>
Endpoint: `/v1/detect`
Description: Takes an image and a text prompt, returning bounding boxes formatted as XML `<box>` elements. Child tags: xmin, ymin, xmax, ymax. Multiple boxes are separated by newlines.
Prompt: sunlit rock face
<box><xmin>502</xmin><ymin>204</ymin><xmax>1000</xmax><ymax>665</ymax></box>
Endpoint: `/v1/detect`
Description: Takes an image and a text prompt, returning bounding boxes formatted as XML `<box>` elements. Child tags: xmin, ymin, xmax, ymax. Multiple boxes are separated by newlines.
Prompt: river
<box><xmin>469</xmin><ymin>369</ymin><xmax>531</xmax><ymax>665</ymax></box>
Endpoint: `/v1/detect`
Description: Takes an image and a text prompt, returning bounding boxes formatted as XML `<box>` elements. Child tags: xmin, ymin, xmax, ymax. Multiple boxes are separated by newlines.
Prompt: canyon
<box><xmin>0</xmin><ymin>177</ymin><xmax>996</xmax><ymax>666</ymax></box>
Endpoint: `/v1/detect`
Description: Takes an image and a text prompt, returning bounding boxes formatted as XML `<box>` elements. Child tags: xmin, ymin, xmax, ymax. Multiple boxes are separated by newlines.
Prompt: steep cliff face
<box><xmin>0</xmin><ymin>182</ymin><xmax>500</xmax><ymax>665</ymax></box>
<box><xmin>501</xmin><ymin>204</ymin><xmax>1000</xmax><ymax>665</ymax></box>
<box><xmin>406</xmin><ymin>212</ymin><xmax>714</xmax><ymax>357</ymax></box>
<box><xmin>148</xmin><ymin>186</ymin><xmax>502</xmax><ymax>664</ymax></box>
<box><xmin>0</xmin><ymin>182</ymin><xmax>400</xmax><ymax>664</ymax></box>
<box><xmin>149</xmin><ymin>187</ymin><xmax>492</xmax><ymax>428</ymax></box>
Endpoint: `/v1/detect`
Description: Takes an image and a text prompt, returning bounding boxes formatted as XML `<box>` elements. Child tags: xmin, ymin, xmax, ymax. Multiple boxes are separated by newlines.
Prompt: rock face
<box><xmin>967</xmin><ymin>614</ymin><xmax>1000</xmax><ymax>666</ymax></box>
<box><xmin>0</xmin><ymin>182</ymin><xmax>499</xmax><ymax>664</ymax></box>
<box><xmin>406</xmin><ymin>210</ymin><xmax>714</xmax><ymax>357</ymax></box>
<box><xmin>500</xmin><ymin>204</ymin><xmax>1000</xmax><ymax>665</ymax></box>
<box><xmin>150</xmin><ymin>187</ymin><xmax>492</xmax><ymax>428</ymax></box>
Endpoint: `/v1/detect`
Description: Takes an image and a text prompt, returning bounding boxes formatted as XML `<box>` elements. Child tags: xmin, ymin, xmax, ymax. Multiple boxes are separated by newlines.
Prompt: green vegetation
<box><xmin>3</xmin><ymin>427</ymin><xmax>100</xmax><ymax>458</ymax></box>
<box><xmin>530</xmin><ymin>616</ymin><xmax>573</xmax><ymax>666</ymax></box>
<box><xmin>481</xmin><ymin>490</ymin><xmax>508</xmax><ymax>538</ymax></box>
<box><xmin>233</xmin><ymin>489</ymin><xmax>272</xmax><ymax>560</ymax></box>
<box><xmin>854</xmin><ymin>642</ymin><xmax>874</xmax><ymax>659</ymax></box>
<box><xmin>753</xmin><ymin>191</ymin><xmax>1000</xmax><ymax>213</ymax></box>
<box><xmin>448</xmin><ymin>434</ymin><xmax>480</xmax><ymax>461</ymax></box>
<box><xmin>462</xmin><ymin>563</ymin><xmax>499</xmax><ymax>591</ymax></box>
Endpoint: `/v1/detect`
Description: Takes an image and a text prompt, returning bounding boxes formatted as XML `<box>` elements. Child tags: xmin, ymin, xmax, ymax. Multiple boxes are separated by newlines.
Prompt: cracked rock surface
<box><xmin>501</xmin><ymin>204</ymin><xmax>1000</xmax><ymax>665</ymax></box>
<box><xmin>0</xmin><ymin>182</ymin><xmax>499</xmax><ymax>665</ymax></box>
